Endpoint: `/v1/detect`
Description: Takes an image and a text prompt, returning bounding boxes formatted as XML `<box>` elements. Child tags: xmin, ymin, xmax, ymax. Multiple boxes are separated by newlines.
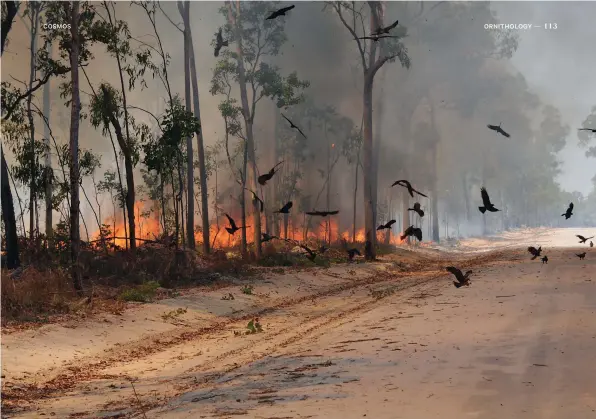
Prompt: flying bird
<box><xmin>377</xmin><ymin>220</ymin><xmax>396</xmax><ymax>231</ymax></box>
<box><xmin>527</xmin><ymin>246</ymin><xmax>542</xmax><ymax>260</ymax></box>
<box><xmin>224</xmin><ymin>213</ymin><xmax>248</xmax><ymax>235</ymax></box>
<box><xmin>541</xmin><ymin>255</ymin><xmax>548</xmax><ymax>264</ymax></box>
<box><xmin>391</xmin><ymin>179</ymin><xmax>428</xmax><ymax>198</ymax></box>
<box><xmin>305</xmin><ymin>210</ymin><xmax>339</xmax><ymax>217</ymax></box>
<box><xmin>356</xmin><ymin>35</ymin><xmax>399</xmax><ymax>42</ymax></box>
<box><xmin>561</xmin><ymin>202</ymin><xmax>574</xmax><ymax>220</ymax></box>
<box><xmin>371</xmin><ymin>19</ymin><xmax>400</xmax><ymax>36</ymax></box>
<box><xmin>578</xmin><ymin>127</ymin><xmax>596</xmax><ymax>133</ymax></box>
<box><xmin>298</xmin><ymin>243</ymin><xmax>317</xmax><ymax>261</ymax></box>
<box><xmin>266</xmin><ymin>4</ymin><xmax>295</xmax><ymax>20</ymax></box>
<box><xmin>281</xmin><ymin>113</ymin><xmax>307</xmax><ymax>139</ymax></box>
<box><xmin>408</xmin><ymin>202</ymin><xmax>425</xmax><ymax>217</ymax></box>
<box><xmin>478</xmin><ymin>187</ymin><xmax>499</xmax><ymax>213</ymax></box>
<box><xmin>487</xmin><ymin>123</ymin><xmax>510</xmax><ymax>138</ymax></box>
<box><xmin>446</xmin><ymin>266</ymin><xmax>472</xmax><ymax>288</ymax></box>
<box><xmin>214</xmin><ymin>27</ymin><xmax>228</xmax><ymax>57</ymax></box>
<box><xmin>400</xmin><ymin>225</ymin><xmax>422</xmax><ymax>242</ymax></box>
<box><xmin>245</xmin><ymin>188</ymin><xmax>264</xmax><ymax>212</ymax></box>
<box><xmin>576</xmin><ymin>234</ymin><xmax>594</xmax><ymax>244</ymax></box>
<box><xmin>274</xmin><ymin>201</ymin><xmax>293</xmax><ymax>214</ymax></box>
<box><xmin>262</xmin><ymin>233</ymin><xmax>278</xmax><ymax>243</ymax></box>
<box><xmin>347</xmin><ymin>248</ymin><xmax>361</xmax><ymax>261</ymax></box>
<box><xmin>576</xmin><ymin>252</ymin><xmax>586</xmax><ymax>260</ymax></box>
<box><xmin>258</xmin><ymin>161</ymin><xmax>284</xmax><ymax>186</ymax></box>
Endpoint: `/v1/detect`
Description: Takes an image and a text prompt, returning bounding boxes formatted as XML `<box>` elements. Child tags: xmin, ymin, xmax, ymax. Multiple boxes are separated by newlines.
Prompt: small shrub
<box><xmin>241</xmin><ymin>285</ymin><xmax>254</xmax><ymax>295</ymax></box>
<box><xmin>118</xmin><ymin>281</ymin><xmax>160</xmax><ymax>302</ymax></box>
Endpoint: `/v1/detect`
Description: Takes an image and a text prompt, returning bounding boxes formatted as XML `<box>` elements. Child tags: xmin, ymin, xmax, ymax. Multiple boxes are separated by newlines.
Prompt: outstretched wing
<box><xmin>480</xmin><ymin>187</ymin><xmax>491</xmax><ymax>206</ymax></box>
<box><xmin>279</xmin><ymin>5</ymin><xmax>295</xmax><ymax>14</ymax></box>
<box><xmin>446</xmin><ymin>266</ymin><xmax>463</xmax><ymax>282</ymax></box>
<box><xmin>391</xmin><ymin>179</ymin><xmax>406</xmax><ymax>187</ymax></box>
<box><xmin>305</xmin><ymin>211</ymin><xmax>322</xmax><ymax>216</ymax></box>
<box><xmin>498</xmin><ymin>127</ymin><xmax>511</xmax><ymax>138</ymax></box>
<box><xmin>569</xmin><ymin>202</ymin><xmax>574</xmax><ymax>210</ymax></box>
<box><xmin>281</xmin><ymin>113</ymin><xmax>293</xmax><ymax>126</ymax></box>
<box><xmin>487</xmin><ymin>124</ymin><xmax>498</xmax><ymax>132</ymax></box>
<box><xmin>528</xmin><ymin>246</ymin><xmax>538</xmax><ymax>255</ymax></box>
<box><xmin>386</xmin><ymin>219</ymin><xmax>396</xmax><ymax>228</ymax></box>
<box><xmin>414</xmin><ymin>188</ymin><xmax>428</xmax><ymax>198</ymax></box>
<box><xmin>327</xmin><ymin>210</ymin><xmax>339</xmax><ymax>215</ymax></box>
<box><xmin>225</xmin><ymin>213</ymin><xmax>237</xmax><ymax>230</ymax></box>
<box><xmin>576</xmin><ymin>235</ymin><xmax>585</xmax><ymax>241</ymax></box>
<box><xmin>386</xmin><ymin>19</ymin><xmax>399</xmax><ymax>30</ymax></box>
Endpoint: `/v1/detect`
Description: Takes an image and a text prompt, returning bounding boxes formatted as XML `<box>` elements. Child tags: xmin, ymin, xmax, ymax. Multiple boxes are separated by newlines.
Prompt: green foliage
<box><xmin>241</xmin><ymin>284</ymin><xmax>253</xmax><ymax>295</ymax></box>
<box><xmin>118</xmin><ymin>280</ymin><xmax>160</xmax><ymax>302</ymax></box>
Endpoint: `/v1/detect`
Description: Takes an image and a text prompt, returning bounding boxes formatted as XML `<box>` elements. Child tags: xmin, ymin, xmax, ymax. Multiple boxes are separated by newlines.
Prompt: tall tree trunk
<box><xmin>185</xmin><ymin>2</ymin><xmax>210</xmax><ymax>253</ymax></box>
<box><xmin>462</xmin><ymin>173</ymin><xmax>470</xmax><ymax>221</ymax></box>
<box><xmin>362</xmin><ymin>76</ymin><xmax>375</xmax><ymax>260</ymax></box>
<box><xmin>1</xmin><ymin>1</ymin><xmax>20</xmax><ymax>268</ymax></box>
<box><xmin>429</xmin><ymin>99</ymin><xmax>440</xmax><ymax>243</ymax></box>
<box><xmin>43</xmin><ymin>42</ymin><xmax>53</xmax><ymax>242</ymax></box>
<box><xmin>27</xmin><ymin>3</ymin><xmax>40</xmax><ymax>243</ymax></box>
<box><xmin>352</xmin><ymin>151</ymin><xmax>359</xmax><ymax>243</ymax></box>
<box><xmin>226</xmin><ymin>0</ymin><xmax>261</xmax><ymax>258</ymax></box>
<box><xmin>240</xmin><ymin>141</ymin><xmax>248</xmax><ymax>255</ymax></box>
<box><xmin>180</xmin><ymin>0</ymin><xmax>195</xmax><ymax>249</ymax></box>
<box><xmin>372</xmin><ymin>66</ymin><xmax>386</xmax><ymax>243</ymax></box>
<box><xmin>401</xmin><ymin>187</ymin><xmax>410</xmax><ymax>244</ymax></box>
<box><xmin>69</xmin><ymin>1</ymin><xmax>83</xmax><ymax>294</ymax></box>
<box><xmin>325</xmin><ymin>122</ymin><xmax>331</xmax><ymax>245</ymax></box>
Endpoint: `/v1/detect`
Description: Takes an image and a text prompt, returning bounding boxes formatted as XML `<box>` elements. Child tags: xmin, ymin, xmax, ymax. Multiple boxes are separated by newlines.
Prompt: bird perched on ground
<box><xmin>258</xmin><ymin>161</ymin><xmax>284</xmax><ymax>186</ymax></box>
<box><xmin>305</xmin><ymin>210</ymin><xmax>339</xmax><ymax>217</ymax></box>
<box><xmin>576</xmin><ymin>234</ymin><xmax>594</xmax><ymax>244</ymax></box>
<box><xmin>371</xmin><ymin>19</ymin><xmax>400</xmax><ymax>36</ymax></box>
<box><xmin>214</xmin><ymin>27</ymin><xmax>228</xmax><ymax>57</ymax></box>
<box><xmin>274</xmin><ymin>201</ymin><xmax>293</xmax><ymax>214</ymax></box>
<box><xmin>298</xmin><ymin>244</ymin><xmax>317</xmax><ymax>261</ymax></box>
<box><xmin>408</xmin><ymin>202</ymin><xmax>425</xmax><ymax>217</ymax></box>
<box><xmin>561</xmin><ymin>202</ymin><xmax>574</xmax><ymax>220</ymax></box>
<box><xmin>576</xmin><ymin>252</ymin><xmax>586</xmax><ymax>260</ymax></box>
<box><xmin>377</xmin><ymin>220</ymin><xmax>396</xmax><ymax>231</ymax></box>
<box><xmin>224</xmin><ymin>213</ymin><xmax>248</xmax><ymax>235</ymax></box>
<box><xmin>527</xmin><ymin>246</ymin><xmax>542</xmax><ymax>260</ymax></box>
<box><xmin>347</xmin><ymin>248</ymin><xmax>361</xmax><ymax>261</ymax></box>
<box><xmin>478</xmin><ymin>187</ymin><xmax>499</xmax><ymax>213</ymax></box>
<box><xmin>391</xmin><ymin>179</ymin><xmax>428</xmax><ymax>198</ymax></box>
<box><xmin>590</xmin><ymin>241</ymin><xmax>594</xmax><ymax>248</ymax></box>
<box><xmin>400</xmin><ymin>225</ymin><xmax>423</xmax><ymax>242</ymax></box>
<box><xmin>266</xmin><ymin>4</ymin><xmax>295</xmax><ymax>20</ymax></box>
<box><xmin>245</xmin><ymin>188</ymin><xmax>264</xmax><ymax>212</ymax></box>
<box><xmin>487</xmin><ymin>123</ymin><xmax>510</xmax><ymax>138</ymax></box>
<box><xmin>262</xmin><ymin>233</ymin><xmax>278</xmax><ymax>243</ymax></box>
<box><xmin>281</xmin><ymin>113</ymin><xmax>307</xmax><ymax>139</ymax></box>
<box><xmin>541</xmin><ymin>255</ymin><xmax>548</xmax><ymax>264</ymax></box>
<box><xmin>578</xmin><ymin>127</ymin><xmax>596</xmax><ymax>133</ymax></box>
<box><xmin>446</xmin><ymin>267</ymin><xmax>472</xmax><ymax>288</ymax></box>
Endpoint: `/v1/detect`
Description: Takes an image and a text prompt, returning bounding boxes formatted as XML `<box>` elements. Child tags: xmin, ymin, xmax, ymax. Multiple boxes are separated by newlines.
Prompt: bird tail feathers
<box><xmin>479</xmin><ymin>206</ymin><xmax>487</xmax><ymax>214</ymax></box>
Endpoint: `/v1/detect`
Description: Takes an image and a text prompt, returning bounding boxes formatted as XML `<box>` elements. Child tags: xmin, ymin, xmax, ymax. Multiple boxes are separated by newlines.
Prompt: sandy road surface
<box><xmin>2</xmin><ymin>228</ymin><xmax>595</xmax><ymax>419</ymax></box>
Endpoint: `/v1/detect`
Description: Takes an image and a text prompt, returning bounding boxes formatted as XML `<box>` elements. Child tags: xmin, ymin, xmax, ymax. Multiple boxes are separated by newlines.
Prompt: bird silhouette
<box><xmin>274</xmin><ymin>201</ymin><xmax>293</xmax><ymax>214</ymax></box>
<box><xmin>576</xmin><ymin>234</ymin><xmax>593</xmax><ymax>244</ymax></box>
<box><xmin>298</xmin><ymin>243</ymin><xmax>317</xmax><ymax>261</ymax></box>
<box><xmin>561</xmin><ymin>202</ymin><xmax>573</xmax><ymax>220</ymax></box>
<box><xmin>319</xmin><ymin>245</ymin><xmax>329</xmax><ymax>254</ymax></box>
<box><xmin>224</xmin><ymin>213</ymin><xmax>248</xmax><ymax>235</ymax></box>
<box><xmin>281</xmin><ymin>113</ymin><xmax>307</xmax><ymax>139</ymax></box>
<box><xmin>371</xmin><ymin>19</ymin><xmax>400</xmax><ymax>36</ymax></box>
<box><xmin>576</xmin><ymin>252</ymin><xmax>586</xmax><ymax>260</ymax></box>
<box><xmin>377</xmin><ymin>220</ymin><xmax>396</xmax><ymax>231</ymax></box>
<box><xmin>400</xmin><ymin>225</ymin><xmax>422</xmax><ymax>242</ymax></box>
<box><xmin>305</xmin><ymin>210</ymin><xmax>339</xmax><ymax>217</ymax></box>
<box><xmin>347</xmin><ymin>248</ymin><xmax>361</xmax><ymax>261</ymax></box>
<box><xmin>262</xmin><ymin>233</ymin><xmax>278</xmax><ymax>243</ymax></box>
<box><xmin>541</xmin><ymin>255</ymin><xmax>548</xmax><ymax>264</ymax></box>
<box><xmin>245</xmin><ymin>188</ymin><xmax>264</xmax><ymax>212</ymax></box>
<box><xmin>391</xmin><ymin>180</ymin><xmax>428</xmax><ymax>198</ymax></box>
<box><xmin>408</xmin><ymin>202</ymin><xmax>425</xmax><ymax>217</ymax></box>
<box><xmin>266</xmin><ymin>5</ymin><xmax>295</xmax><ymax>20</ymax></box>
<box><xmin>214</xmin><ymin>27</ymin><xmax>229</xmax><ymax>57</ymax></box>
<box><xmin>590</xmin><ymin>241</ymin><xmax>594</xmax><ymax>248</ymax></box>
<box><xmin>528</xmin><ymin>246</ymin><xmax>542</xmax><ymax>260</ymax></box>
<box><xmin>446</xmin><ymin>266</ymin><xmax>472</xmax><ymax>288</ymax></box>
<box><xmin>357</xmin><ymin>35</ymin><xmax>400</xmax><ymax>42</ymax></box>
<box><xmin>258</xmin><ymin>161</ymin><xmax>284</xmax><ymax>186</ymax></box>
<box><xmin>479</xmin><ymin>187</ymin><xmax>499</xmax><ymax>213</ymax></box>
<box><xmin>487</xmin><ymin>123</ymin><xmax>510</xmax><ymax>138</ymax></box>
<box><xmin>578</xmin><ymin>127</ymin><xmax>596</xmax><ymax>133</ymax></box>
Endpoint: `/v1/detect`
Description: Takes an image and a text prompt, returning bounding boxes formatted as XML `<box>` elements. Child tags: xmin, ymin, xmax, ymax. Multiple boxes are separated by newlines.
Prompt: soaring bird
<box><xmin>266</xmin><ymin>4</ymin><xmax>295</xmax><ymax>20</ymax></box>
<box><xmin>400</xmin><ymin>225</ymin><xmax>422</xmax><ymax>242</ymax></box>
<box><xmin>281</xmin><ymin>113</ymin><xmax>307</xmax><ymax>139</ymax></box>
<box><xmin>274</xmin><ymin>201</ymin><xmax>293</xmax><ymax>214</ymax></box>
<box><xmin>578</xmin><ymin>127</ymin><xmax>596</xmax><ymax>133</ymax></box>
<box><xmin>298</xmin><ymin>244</ymin><xmax>317</xmax><ymax>261</ymax></box>
<box><xmin>576</xmin><ymin>252</ymin><xmax>586</xmax><ymax>260</ymax></box>
<box><xmin>527</xmin><ymin>246</ymin><xmax>542</xmax><ymax>260</ymax></box>
<box><xmin>214</xmin><ymin>27</ymin><xmax>228</xmax><ymax>57</ymax></box>
<box><xmin>357</xmin><ymin>35</ymin><xmax>399</xmax><ymax>42</ymax></box>
<box><xmin>347</xmin><ymin>248</ymin><xmax>361</xmax><ymax>261</ymax></box>
<box><xmin>371</xmin><ymin>19</ymin><xmax>400</xmax><ymax>36</ymax></box>
<box><xmin>561</xmin><ymin>202</ymin><xmax>574</xmax><ymax>220</ymax></box>
<box><xmin>408</xmin><ymin>202</ymin><xmax>425</xmax><ymax>217</ymax></box>
<box><xmin>446</xmin><ymin>266</ymin><xmax>472</xmax><ymax>288</ymax></box>
<box><xmin>262</xmin><ymin>233</ymin><xmax>278</xmax><ymax>243</ymax></box>
<box><xmin>391</xmin><ymin>179</ymin><xmax>428</xmax><ymax>198</ymax></box>
<box><xmin>305</xmin><ymin>210</ymin><xmax>339</xmax><ymax>217</ymax></box>
<box><xmin>478</xmin><ymin>187</ymin><xmax>499</xmax><ymax>213</ymax></box>
<box><xmin>377</xmin><ymin>220</ymin><xmax>396</xmax><ymax>231</ymax></box>
<box><xmin>258</xmin><ymin>161</ymin><xmax>284</xmax><ymax>186</ymax></box>
<box><xmin>541</xmin><ymin>255</ymin><xmax>548</xmax><ymax>264</ymax></box>
<box><xmin>224</xmin><ymin>213</ymin><xmax>248</xmax><ymax>235</ymax></box>
<box><xmin>576</xmin><ymin>234</ymin><xmax>594</xmax><ymax>244</ymax></box>
<box><xmin>487</xmin><ymin>123</ymin><xmax>510</xmax><ymax>138</ymax></box>
<box><xmin>245</xmin><ymin>188</ymin><xmax>264</xmax><ymax>212</ymax></box>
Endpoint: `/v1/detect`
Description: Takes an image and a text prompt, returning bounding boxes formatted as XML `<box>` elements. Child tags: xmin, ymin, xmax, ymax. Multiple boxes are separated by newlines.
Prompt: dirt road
<box><xmin>2</xmin><ymin>228</ymin><xmax>595</xmax><ymax>418</ymax></box>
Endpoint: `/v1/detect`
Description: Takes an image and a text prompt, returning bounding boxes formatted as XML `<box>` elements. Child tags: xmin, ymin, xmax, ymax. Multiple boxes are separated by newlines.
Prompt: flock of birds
<box><xmin>213</xmin><ymin>4</ymin><xmax>595</xmax><ymax>286</ymax></box>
